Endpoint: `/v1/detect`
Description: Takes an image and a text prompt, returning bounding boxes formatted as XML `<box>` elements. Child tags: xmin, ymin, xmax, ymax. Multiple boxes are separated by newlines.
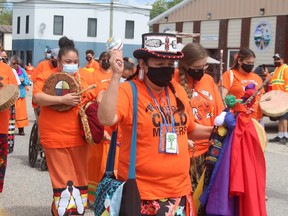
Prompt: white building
<box><xmin>0</xmin><ymin>25</ymin><xmax>12</xmax><ymax>54</ymax></box>
<box><xmin>11</xmin><ymin>0</ymin><xmax>151</xmax><ymax>66</ymax></box>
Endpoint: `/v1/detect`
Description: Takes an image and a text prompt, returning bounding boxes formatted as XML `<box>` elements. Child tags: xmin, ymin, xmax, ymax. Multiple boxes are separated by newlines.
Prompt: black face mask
<box><xmin>187</xmin><ymin>68</ymin><xmax>204</xmax><ymax>81</ymax></box>
<box><xmin>241</xmin><ymin>63</ymin><xmax>254</xmax><ymax>73</ymax></box>
<box><xmin>101</xmin><ymin>62</ymin><xmax>110</xmax><ymax>70</ymax></box>
<box><xmin>86</xmin><ymin>57</ymin><xmax>92</xmax><ymax>62</ymax></box>
<box><xmin>274</xmin><ymin>62</ymin><xmax>281</xmax><ymax>67</ymax></box>
<box><xmin>146</xmin><ymin>67</ymin><xmax>174</xmax><ymax>87</ymax></box>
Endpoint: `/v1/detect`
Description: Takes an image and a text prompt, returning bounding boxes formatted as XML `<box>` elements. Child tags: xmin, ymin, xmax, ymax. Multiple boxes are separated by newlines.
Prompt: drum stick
<box><xmin>255</xmin><ymin>97</ymin><xmax>271</xmax><ymax>104</ymax></box>
<box><xmin>76</xmin><ymin>84</ymin><xmax>96</xmax><ymax>96</ymax></box>
<box><xmin>244</xmin><ymin>72</ymin><xmax>274</xmax><ymax>105</ymax></box>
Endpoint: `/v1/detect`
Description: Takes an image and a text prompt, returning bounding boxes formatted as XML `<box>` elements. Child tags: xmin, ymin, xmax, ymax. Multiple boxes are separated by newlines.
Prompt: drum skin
<box><xmin>43</xmin><ymin>72</ymin><xmax>80</xmax><ymax>112</ymax></box>
<box><xmin>251</xmin><ymin>118</ymin><xmax>267</xmax><ymax>152</ymax></box>
<box><xmin>260</xmin><ymin>90</ymin><xmax>288</xmax><ymax>117</ymax></box>
<box><xmin>0</xmin><ymin>84</ymin><xmax>19</xmax><ymax>112</ymax></box>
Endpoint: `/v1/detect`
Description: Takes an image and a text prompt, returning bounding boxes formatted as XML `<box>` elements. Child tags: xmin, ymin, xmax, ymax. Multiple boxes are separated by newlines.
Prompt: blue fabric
<box><xmin>128</xmin><ymin>81</ymin><xmax>138</xmax><ymax>179</ymax></box>
<box><xmin>18</xmin><ymin>67</ymin><xmax>30</xmax><ymax>98</ymax></box>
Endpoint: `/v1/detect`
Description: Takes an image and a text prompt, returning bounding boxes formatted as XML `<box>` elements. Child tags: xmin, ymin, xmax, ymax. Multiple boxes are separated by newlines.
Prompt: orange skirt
<box><xmin>44</xmin><ymin>145</ymin><xmax>89</xmax><ymax>216</ymax></box>
<box><xmin>15</xmin><ymin>98</ymin><xmax>29</xmax><ymax>128</ymax></box>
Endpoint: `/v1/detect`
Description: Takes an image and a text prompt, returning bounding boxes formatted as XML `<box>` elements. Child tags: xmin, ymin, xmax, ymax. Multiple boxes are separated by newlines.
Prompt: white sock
<box><xmin>278</xmin><ymin>132</ymin><xmax>284</xmax><ymax>138</ymax></box>
<box><xmin>284</xmin><ymin>132</ymin><xmax>288</xmax><ymax>138</ymax></box>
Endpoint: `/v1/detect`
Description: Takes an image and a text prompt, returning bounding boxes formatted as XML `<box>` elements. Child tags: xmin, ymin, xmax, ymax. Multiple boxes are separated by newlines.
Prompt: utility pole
<box><xmin>109</xmin><ymin>0</ymin><xmax>114</xmax><ymax>37</ymax></box>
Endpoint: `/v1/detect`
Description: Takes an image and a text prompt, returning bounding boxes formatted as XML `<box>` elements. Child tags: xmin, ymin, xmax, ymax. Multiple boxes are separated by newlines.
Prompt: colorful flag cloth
<box><xmin>205</xmin><ymin>128</ymin><xmax>237</xmax><ymax>216</ymax></box>
<box><xmin>229</xmin><ymin>113</ymin><xmax>267</xmax><ymax>216</ymax></box>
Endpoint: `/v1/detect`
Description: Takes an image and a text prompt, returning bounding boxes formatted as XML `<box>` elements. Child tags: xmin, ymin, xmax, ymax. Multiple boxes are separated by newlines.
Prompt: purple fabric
<box><xmin>206</xmin><ymin>130</ymin><xmax>238</xmax><ymax>216</ymax></box>
<box><xmin>16</xmin><ymin>66</ymin><xmax>22</xmax><ymax>76</ymax></box>
<box><xmin>199</xmin><ymin>111</ymin><xmax>236</xmax><ymax>206</ymax></box>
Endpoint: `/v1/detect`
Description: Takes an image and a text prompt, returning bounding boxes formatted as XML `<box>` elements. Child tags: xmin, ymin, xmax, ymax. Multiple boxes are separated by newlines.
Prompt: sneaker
<box><xmin>279</xmin><ymin>137</ymin><xmax>287</xmax><ymax>145</ymax></box>
<box><xmin>268</xmin><ymin>136</ymin><xmax>281</xmax><ymax>142</ymax></box>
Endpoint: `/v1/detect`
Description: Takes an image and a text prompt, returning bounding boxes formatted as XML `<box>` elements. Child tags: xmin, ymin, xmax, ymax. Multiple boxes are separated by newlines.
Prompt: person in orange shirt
<box><xmin>83</xmin><ymin>49</ymin><xmax>100</xmax><ymax>73</ymax></box>
<box><xmin>86</xmin><ymin>52</ymin><xmax>117</xmax><ymax>206</ymax></box>
<box><xmin>268</xmin><ymin>53</ymin><xmax>288</xmax><ymax>144</ymax></box>
<box><xmin>86</xmin><ymin>82</ymin><xmax>120</xmax><ymax>206</ymax></box>
<box><xmin>0</xmin><ymin>51</ymin><xmax>21</xmax><ymax>153</ymax></box>
<box><xmin>33</xmin><ymin>37</ymin><xmax>96</xmax><ymax>216</ymax></box>
<box><xmin>174</xmin><ymin>42</ymin><xmax>225</xmax><ymax>192</ymax></box>
<box><xmin>222</xmin><ymin>48</ymin><xmax>264</xmax><ymax>122</ymax></box>
<box><xmin>92</xmin><ymin>51</ymin><xmax>113</xmax><ymax>85</ymax></box>
<box><xmin>0</xmin><ymin>61</ymin><xmax>18</xmax><ymax>192</ymax></box>
<box><xmin>31</xmin><ymin>48</ymin><xmax>58</xmax><ymax>82</ymax></box>
<box><xmin>98</xmin><ymin>32</ymin><xmax>213</xmax><ymax>215</ymax></box>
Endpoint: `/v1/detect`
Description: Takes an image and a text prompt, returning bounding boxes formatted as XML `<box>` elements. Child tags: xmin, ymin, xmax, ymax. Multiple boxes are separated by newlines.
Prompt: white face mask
<box><xmin>63</xmin><ymin>64</ymin><xmax>78</xmax><ymax>75</ymax></box>
<box><xmin>119</xmin><ymin>77</ymin><xmax>126</xmax><ymax>83</ymax></box>
<box><xmin>46</xmin><ymin>53</ymin><xmax>51</xmax><ymax>59</ymax></box>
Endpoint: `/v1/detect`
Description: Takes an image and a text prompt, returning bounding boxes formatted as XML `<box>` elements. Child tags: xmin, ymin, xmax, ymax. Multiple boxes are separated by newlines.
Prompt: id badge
<box><xmin>165</xmin><ymin>132</ymin><xmax>178</xmax><ymax>154</ymax></box>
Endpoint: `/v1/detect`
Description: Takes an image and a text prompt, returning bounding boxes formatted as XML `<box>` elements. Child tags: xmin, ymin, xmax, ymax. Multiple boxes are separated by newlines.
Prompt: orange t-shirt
<box><xmin>222</xmin><ymin>69</ymin><xmax>264</xmax><ymax>120</ymax></box>
<box><xmin>93</xmin><ymin>68</ymin><xmax>112</xmax><ymax>85</ymax></box>
<box><xmin>31</xmin><ymin>60</ymin><xmax>53</xmax><ymax>82</ymax></box>
<box><xmin>33</xmin><ymin>70</ymin><xmax>95</xmax><ymax>148</ymax></box>
<box><xmin>0</xmin><ymin>62</ymin><xmax>18</xmax><ymax>134</ymax></box>
<box><xmin>84</xmin><ymin>60</ymin><xmax>100</xmax><ymax>72</ymax></box>
<box><xmin>271</xmin><ymin>64</ymin><xmax>288</xmax><ymax>92</ymax></box>
<box><xmin>173</xmin><ymin>70</ymin><xmax>225</xmax><ymax>157</ymax></box>
<box><xmin>116</xmin><ymin>79</ymin><xmax>196</xmax><ymax>200</ymax></box>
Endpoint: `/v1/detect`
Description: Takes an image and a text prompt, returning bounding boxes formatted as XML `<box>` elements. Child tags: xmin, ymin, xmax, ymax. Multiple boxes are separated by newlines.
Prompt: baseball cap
<box><xmin>45</xmin><ymin>46</ymin><xmax>52</xmax><ymax>53</ymax></box>
<box><xmin>273</xmin><ymin>53</ymin><xmax>283</xmax><ymax>59</ymax></box>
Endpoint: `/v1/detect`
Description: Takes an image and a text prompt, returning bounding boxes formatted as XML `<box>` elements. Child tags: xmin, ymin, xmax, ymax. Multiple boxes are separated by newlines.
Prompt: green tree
<box><xmin>0</xmin><ymin>0</ymin><xmax>12</xmax><ymax>25</ymax></box>
<box><xmin>150</xmin><ymin>0</ymin><xmax>183</xmax><ymax>20</ymax></box>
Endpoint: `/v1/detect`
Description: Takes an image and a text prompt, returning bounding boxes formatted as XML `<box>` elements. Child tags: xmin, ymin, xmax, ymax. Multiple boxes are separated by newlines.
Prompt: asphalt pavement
<box><xmin>0</xmin><ymin>86</ymin><xmax>287</xmax><ymax>216</ymax></box>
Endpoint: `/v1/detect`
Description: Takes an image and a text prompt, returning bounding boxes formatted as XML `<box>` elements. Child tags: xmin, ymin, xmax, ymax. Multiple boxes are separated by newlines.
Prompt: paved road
<box><xmin>0</xmin><ymin>86</ymin><xmax>288</xmax><ymax>216</ymax></box>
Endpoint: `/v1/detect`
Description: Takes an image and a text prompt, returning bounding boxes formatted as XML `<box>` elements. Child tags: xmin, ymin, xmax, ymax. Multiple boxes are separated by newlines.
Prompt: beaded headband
<box><xmin>133</xmin><ymin>33</ymin><xmax>184</xmax><ymax>59</ymax></box>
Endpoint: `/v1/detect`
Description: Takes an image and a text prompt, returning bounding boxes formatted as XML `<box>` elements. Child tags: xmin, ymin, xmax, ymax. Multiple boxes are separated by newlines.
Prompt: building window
<box><xmin>26</xmin><ymin>50</ymin><xmax>32</xmax><ymax>66</ymax></box>
<box><xmin>17</xmin><ymin>17</ymin><xmax>20</xmax><ymax>34</ymax></box>
<box><xmin>26</xmin><ymin>15</ymin><xmax>29</xmax><ymax>34</ymax></box>
<box><xmin>87</xmin><ymin>18</ymin><xmax>97</xmax><ymax>37</ymax></box>
<box><xmin>54</xmin><ymin>15</ymin><xmax>63</xmax><ymax>35</ymax></box>
<box><xmin>20</xmin><ymin>51</ymin><xmax>24</xmax><ymax>64</ymax></box>
<box><xmin>125</xmin><ymin>20</ymin><xmax>134</xmax><ymax>39</ymax></box>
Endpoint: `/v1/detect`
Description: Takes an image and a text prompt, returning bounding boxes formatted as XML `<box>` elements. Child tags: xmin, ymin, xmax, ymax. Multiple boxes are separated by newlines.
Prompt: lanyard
<box><xmin>146</xmin><ymin>85</ymin><xmax>176</xmax><ymax>133</ymax></box>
